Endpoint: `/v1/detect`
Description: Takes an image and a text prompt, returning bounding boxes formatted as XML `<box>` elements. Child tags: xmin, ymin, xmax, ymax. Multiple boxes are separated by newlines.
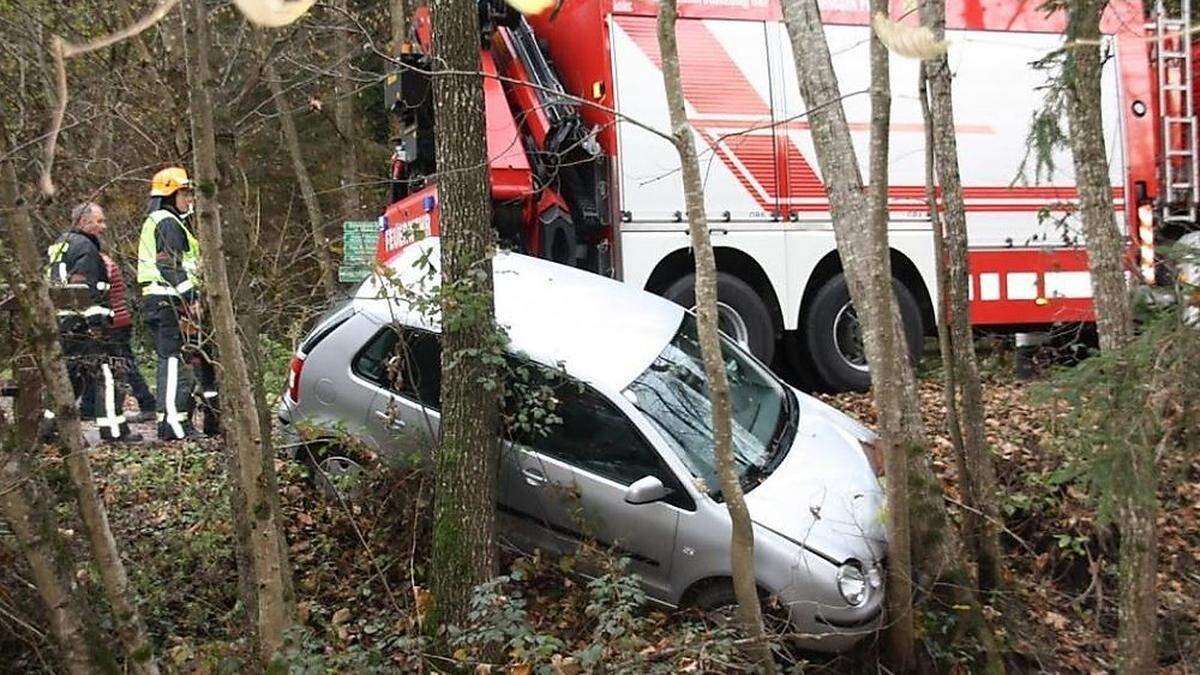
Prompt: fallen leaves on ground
<box><xmin>4</xmin><ymin>356</ymin><xmax>1197</xmax><ymax>673</ymax></box>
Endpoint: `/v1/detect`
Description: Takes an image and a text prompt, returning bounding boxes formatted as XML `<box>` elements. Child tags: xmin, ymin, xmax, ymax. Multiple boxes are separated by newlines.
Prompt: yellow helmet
<box><xmin>150</xmin><ymin>167</ymin><xmax>192</xmax><ymax>196</ymax></box>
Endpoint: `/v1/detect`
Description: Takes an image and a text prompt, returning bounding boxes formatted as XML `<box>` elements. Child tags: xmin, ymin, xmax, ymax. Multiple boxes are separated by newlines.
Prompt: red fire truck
<box><xmin>377</xmin><ymin>0</ymin><xmax>1194</xmax><ymax>391</ymax></box>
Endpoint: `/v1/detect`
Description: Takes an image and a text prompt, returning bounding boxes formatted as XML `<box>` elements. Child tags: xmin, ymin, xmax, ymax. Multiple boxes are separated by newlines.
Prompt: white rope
<box><xmin>871</xmin><ymin>12</ymin><xmax>949</xmax><ymax>60</ymax></box>
<box><xmin>231</xmin><ymin>0</ymin><xmax>318</xmax><ymax>27</ymax></box>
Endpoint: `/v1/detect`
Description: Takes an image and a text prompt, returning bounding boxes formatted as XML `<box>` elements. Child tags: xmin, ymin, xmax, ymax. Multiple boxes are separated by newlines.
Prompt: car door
<box><xmin>514</xmin><ymin>381</ymin><xmax>687</xmax><ymax>598</ymax></box>
<box><xmin>356</xmin><ymin>326</ymin><xmax>443</xmax><ymax>461</ymax></box>
<box><xmin>354</xmin><ymin>326</ymin><xmax>551</xmax><ymax>552</ymax></box>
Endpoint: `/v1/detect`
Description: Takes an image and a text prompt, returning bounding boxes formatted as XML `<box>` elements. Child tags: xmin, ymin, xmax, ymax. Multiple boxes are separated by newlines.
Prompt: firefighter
<box><xmin>137</xmin><ymin>167</ymin><xmax>206</xmax><ymax>440</ymax></box>
<box><xmin>46</xmin><ymin>202</ymin><xmax>138</xmax><ymax>442</ymax></box>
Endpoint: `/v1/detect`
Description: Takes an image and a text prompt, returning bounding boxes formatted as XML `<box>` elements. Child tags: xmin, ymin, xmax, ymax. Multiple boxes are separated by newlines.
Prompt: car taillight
<box><xmin>286</xmin><ymin>353</ymin><xmax>305</xmax><ymax>402</ymax></box>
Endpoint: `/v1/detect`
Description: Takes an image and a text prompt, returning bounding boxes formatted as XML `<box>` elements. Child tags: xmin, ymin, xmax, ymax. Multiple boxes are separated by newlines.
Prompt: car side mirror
<box><xmin>624</xmin><ymin>475</ymin><xmax>669</xmax><ymax>505</ymax></box>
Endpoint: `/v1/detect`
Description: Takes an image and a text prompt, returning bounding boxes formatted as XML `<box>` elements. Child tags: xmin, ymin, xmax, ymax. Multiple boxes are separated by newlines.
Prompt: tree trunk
<box><xmin>212</xmin><ymin>119</ymin><xmax>265</xmax><ymax>634</ymax></box>
<box><xmin>866</xmin><ymin>2</ymin><xmax>915</xmax><ymax>668</ymax></box>
<box><xmin>427</xmin><ymin>0</ymin><xmax>503</xmax><ymax>629</ymax></box>
<box><xmin>919</xmin><ymin>0</ymin><xmax>1003</xmax><ymax>595</ymax></box>
<box><xmin>1116</xmin><ymin>452</ymin><xmax>1157</xmax><ymax>675</ymax></box>
<box><xmin>781</xmin><ymin>0</ymin><xmax>953</xmax><ymax>591</ymax></box>
<box><xmin>0</xmin><ymin>152</ymin><xmax>159</xmax><ymax>675</ymax></box>
<box><xmin>390</xmin><ymin>0</ymin><xmax>409</xmax><ymax>53</ymax></box>
<box><xmin>266</xmin><ymin>60</ymin><xmax>340</xmax><ymax>299</ymax></box>
<box><xmin>214</xmin><ymin>82</ymin><xmax>299</xmax><ymax>642</ymax></box>
<box><xmin>216</xmin><ymin>66</ymin><xmax>300</xmax><ymax>619</ymax></box>
<box><xmin>335</xmin><ymin>0</ymin><xmax>362</xmax><ymax>221</ymax></box>
<box><xmin>1065</xmin><ymin>2</ymin><xmax>1135</xmax><ymax>352</ymax></box>
<box><xmin>0</xmin><ymin>449</ymin><xmax>93</xmax><ymax>667</ymax></box>
<box><xmin>0</xmin><ymin>449</ymin><xmax>94</xmax><ymax>675</ymax></box>
<box><xmin>656</xmin><ymin>2</ymin><xmax>774</xmax><ymax>671</ymax></box>
<box><xmin>1064</xmin><ymin>5</ymin><xmax>1152</xmax><ymax>671</ymax></box>
<box><xmin>182</xmin><ymin>0</ymin><xmax>293</xmax><ymax>662</ymax></box>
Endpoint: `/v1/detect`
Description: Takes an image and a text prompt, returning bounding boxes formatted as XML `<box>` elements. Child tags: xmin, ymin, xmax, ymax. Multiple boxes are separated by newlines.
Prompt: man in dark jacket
<box><xmin>46</xmin><ymin>202</ymin><xmax>138</xmax><ymax>442</ymax></box>
<box><xmin>136</xmin><ymin>167</ymin><xmax>204</xmax><ymax>440</ymax></box>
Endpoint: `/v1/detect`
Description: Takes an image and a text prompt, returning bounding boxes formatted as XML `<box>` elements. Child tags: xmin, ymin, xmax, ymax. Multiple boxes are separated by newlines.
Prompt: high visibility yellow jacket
<box><xmin>136</xmin><ymin>208</ymin><xmax>201</xmax><ymax>301</ymax></box>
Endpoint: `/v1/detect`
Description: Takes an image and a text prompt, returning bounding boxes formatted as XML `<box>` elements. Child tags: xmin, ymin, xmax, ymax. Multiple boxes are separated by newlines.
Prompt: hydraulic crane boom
<box><xmin>381</xmin><ymin>1</ymin><xmax>611</xmax><ymax>273</ymax></box>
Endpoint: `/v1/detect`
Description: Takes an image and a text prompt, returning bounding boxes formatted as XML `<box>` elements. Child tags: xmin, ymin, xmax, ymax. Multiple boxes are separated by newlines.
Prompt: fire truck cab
<box><xmin>380</xmin><ymin>0</ymin><xmax>1188</xmax><ymax>391</ymax></box>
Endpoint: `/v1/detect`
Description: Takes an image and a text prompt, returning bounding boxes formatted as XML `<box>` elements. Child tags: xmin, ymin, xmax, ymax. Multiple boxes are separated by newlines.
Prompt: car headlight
<box><xmin>836</xmin><ymin>561</ymin><xmax>870</xmax><ymax>607</ymax></box>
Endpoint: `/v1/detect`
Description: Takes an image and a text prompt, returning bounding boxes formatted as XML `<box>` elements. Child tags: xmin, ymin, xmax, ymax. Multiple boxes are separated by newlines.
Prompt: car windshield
<box><xmin>622</xmin><ymin>314</ymin><xmax>795</xmax><ymax>498</ymax></box>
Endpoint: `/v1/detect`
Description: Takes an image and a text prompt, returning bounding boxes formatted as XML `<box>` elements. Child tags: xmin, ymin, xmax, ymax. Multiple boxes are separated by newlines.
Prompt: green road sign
<box><xmin>340</xmin><ymin>220</ymin><xmax>380</xmax><ymax>283</ymax></box>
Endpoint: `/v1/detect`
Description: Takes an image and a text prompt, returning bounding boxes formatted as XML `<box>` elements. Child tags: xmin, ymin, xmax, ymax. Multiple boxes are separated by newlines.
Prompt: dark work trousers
<box><xmin>62</xmin><ymin>329</ymin><xmax>97</xmax><ymax>419</ymax></box>
<box><xmin>60</xmin><ymin>325</ymin><xmax>133</xmax><ymax>441</ymax></box>
<box><xmin>186</xmin><ymin>338</ymin><xmax>221</xmax><ymax>437</ymax></box>
<box><xmin>110</xmin><ymin>326</ymin><xmax>156</xmax><ymax>413</ymax></box>
<box><xmin>144</xmin><ymin>297</ymin><xmax>195</xmax><ymax>440</ymax></box>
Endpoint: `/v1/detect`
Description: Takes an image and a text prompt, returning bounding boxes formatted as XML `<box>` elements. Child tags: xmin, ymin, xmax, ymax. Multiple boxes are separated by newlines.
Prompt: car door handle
<box><xmin>522</xmin><ymin>468</ymin><xmax>547</xmax><ymax>487</ymax></box>
<box><xmin>374</xmin><ymin>410</ymin><xmax>407</xmax><ymax>429</ymax></box>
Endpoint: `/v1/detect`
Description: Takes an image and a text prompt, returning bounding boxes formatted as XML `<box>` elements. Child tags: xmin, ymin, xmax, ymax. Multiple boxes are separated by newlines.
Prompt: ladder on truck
<box><xmin>1155</xmin><ymin>0</ymin><xmax>1199</xmax><ymax>225</ymax></box>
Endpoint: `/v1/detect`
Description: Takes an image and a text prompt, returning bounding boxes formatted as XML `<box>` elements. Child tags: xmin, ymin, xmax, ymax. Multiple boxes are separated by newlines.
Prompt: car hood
<box><xmin>745</xmin><ymin>390</ymin><xmax>887</xmax><ymax>564</ymax></box>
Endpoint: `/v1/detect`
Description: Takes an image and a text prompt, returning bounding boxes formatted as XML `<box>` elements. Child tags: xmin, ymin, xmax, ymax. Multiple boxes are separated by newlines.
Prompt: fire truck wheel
<box><xmin>663</xmin><ymin>272</ymin><xmax>776</xmax><ymax>366</ymax></box>
<box><xmin>804</xmin><ymin>273</ymin><xmax>922</xmax><ymax>392</ymax></box>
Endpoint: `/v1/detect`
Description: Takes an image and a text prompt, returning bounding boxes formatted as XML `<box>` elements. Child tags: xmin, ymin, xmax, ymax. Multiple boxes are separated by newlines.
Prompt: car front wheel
<box><xmin>297</xmin><ymin>441</ymin><xmax>366</xmax><ymax>500</ymax></box>
<box><xmin>690</xmin><ymin>581</ymin><xmax>792</xmax><ymax>635</ymax></box>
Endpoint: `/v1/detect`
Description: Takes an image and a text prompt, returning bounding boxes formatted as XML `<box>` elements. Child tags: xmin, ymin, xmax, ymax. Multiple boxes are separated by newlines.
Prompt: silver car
<box><xmin>278</xmin><ymin>238</ymin><xmax>887</xmax><ymax>652</ymax></box>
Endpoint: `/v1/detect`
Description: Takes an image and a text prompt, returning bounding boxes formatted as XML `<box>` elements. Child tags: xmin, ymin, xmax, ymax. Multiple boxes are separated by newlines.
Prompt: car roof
<box><xmin>352</xmin><ymin>237</ymin><xmax>685</xmax><ymax>391</ymax></box>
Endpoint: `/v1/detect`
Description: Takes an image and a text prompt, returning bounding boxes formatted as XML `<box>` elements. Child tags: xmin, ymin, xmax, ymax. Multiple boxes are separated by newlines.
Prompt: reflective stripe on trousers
<box><xmin>165</xmin><ymin>356</ymin><xmax>185</xmax><ymax>438</ymax></box>
<box><xmin>143</xmin><ymin>283</ymin><xmax>182</xmax><ymax>297</ymax></box>
<box><xmin>57</xmin><ymin>306</ymin><xmax>115</xmax><ymax>319</ymax></box>
<box><xmin>95</xmin><ymin>363</ymin><xmax>128</xmax><ymax>439</ymax></box>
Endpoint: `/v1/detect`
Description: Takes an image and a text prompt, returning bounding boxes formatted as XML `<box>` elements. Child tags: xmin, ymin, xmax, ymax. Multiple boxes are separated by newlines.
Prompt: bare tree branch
<box><xmin>39</xmin><ymin>0</ymin><xmax>182</xmax><ymax>196</ymax></box>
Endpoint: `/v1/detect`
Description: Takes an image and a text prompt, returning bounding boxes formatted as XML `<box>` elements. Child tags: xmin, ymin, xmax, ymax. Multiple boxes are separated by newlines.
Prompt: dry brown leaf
<box><xmin>550</xmin><ymin>654</ymin><xmax>580</xmax><ymax>675</ymax></box>
<box><xmin>1043</xmin><ymin>611</ymin><xmax>1070</xmax><ymax>630</ymax></box>
<box><xmin>414</xmin><ymin>586</ymin><xmax>433</xmax><ymax>628</ymax></box>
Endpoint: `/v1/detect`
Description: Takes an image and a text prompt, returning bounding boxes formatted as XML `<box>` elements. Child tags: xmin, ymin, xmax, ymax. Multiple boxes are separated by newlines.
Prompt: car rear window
<box><xmin>299</xmin><ymin>300</ymin><xmax>354</xmax><ymax>354</ymax></box>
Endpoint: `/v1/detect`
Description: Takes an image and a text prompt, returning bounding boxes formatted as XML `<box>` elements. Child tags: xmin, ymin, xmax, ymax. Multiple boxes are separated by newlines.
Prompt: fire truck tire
<box><xmin>663</xmin><ymin>272</ymin><xmax>776</xmax><ymax>366</ymax></box>
<box><xmin>803</xmin><ymin>274</ymin><xmax>922</xmax><ymax>392</ymax></box>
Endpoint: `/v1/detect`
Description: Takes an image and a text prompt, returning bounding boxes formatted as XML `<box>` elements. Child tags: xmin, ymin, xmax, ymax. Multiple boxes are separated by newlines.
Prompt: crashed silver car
<box><xmin>278</xmin><ymin>237</ymin><xmax>886</xmax><ymax>652</ymax></box>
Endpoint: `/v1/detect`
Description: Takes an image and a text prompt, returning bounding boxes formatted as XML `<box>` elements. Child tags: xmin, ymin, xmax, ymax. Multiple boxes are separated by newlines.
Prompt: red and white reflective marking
<box><xmin>966</xmin><ymin>249</ymin><xmax>1097</xmax><ymax>325</ymax></box>
<box><xmin>1137</xmin><ymin>205</ymin><xmax>1155</xmax><ymax>285</ymax></box>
